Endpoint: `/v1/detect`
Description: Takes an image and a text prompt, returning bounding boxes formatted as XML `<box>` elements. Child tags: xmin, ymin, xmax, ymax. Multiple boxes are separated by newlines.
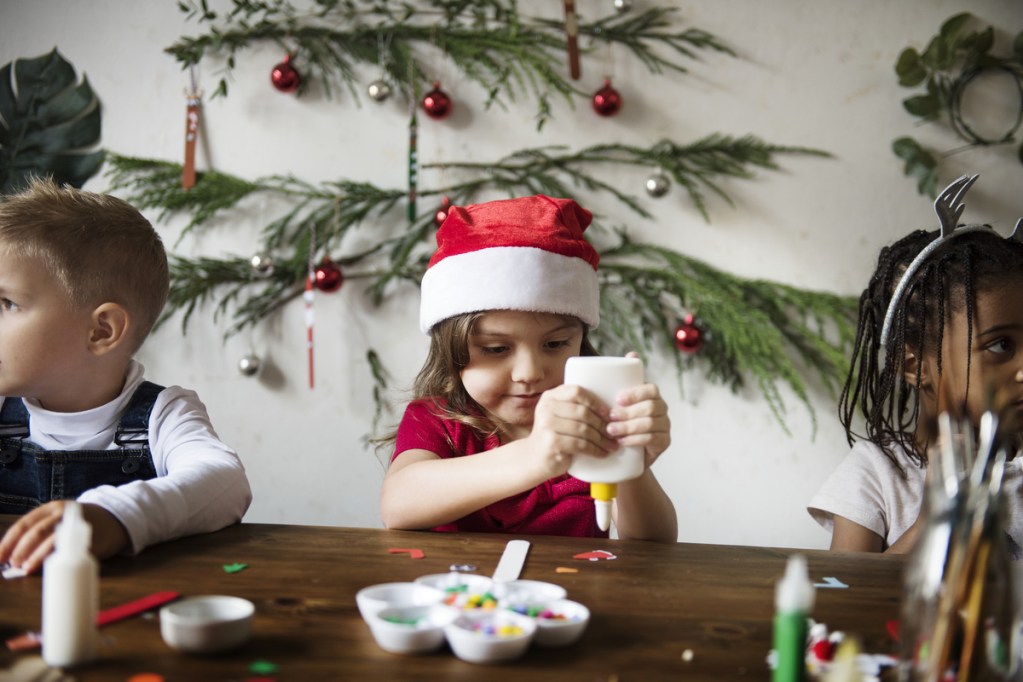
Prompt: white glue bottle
<box><xmin>564</xmin><ymin>356</ymin><xmax>645</xmax><ymax>531</ymax></box>
<box><xmin>42</xmin><ymin>501</ymin><xmax>98</xmax><ymax>668</ymax></box>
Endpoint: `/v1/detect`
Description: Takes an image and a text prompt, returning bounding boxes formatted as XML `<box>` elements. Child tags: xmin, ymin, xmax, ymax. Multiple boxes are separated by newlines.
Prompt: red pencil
<box><xmin>6</xmin><ymin>590</ymin><xmax>181</xmax><ymax>651</ymax></box>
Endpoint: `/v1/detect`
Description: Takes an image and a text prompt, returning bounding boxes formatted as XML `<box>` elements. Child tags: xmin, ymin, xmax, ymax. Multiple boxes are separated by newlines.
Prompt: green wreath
<box><xmin>892</xmin><ymin>12</ymin><xmax>1023</xmax><ymax>197</ymax></box>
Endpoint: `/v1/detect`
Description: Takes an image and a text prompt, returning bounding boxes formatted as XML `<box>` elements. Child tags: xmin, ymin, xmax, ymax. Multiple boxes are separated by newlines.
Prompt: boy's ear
<box><xmin>87</xmin><ymin>303</ymin><xmax>130</xmax><ymax>356</ymax></box>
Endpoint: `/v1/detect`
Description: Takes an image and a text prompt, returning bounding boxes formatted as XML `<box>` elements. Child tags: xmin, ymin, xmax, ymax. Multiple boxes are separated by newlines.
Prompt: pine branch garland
<box><xmin>104</xmin><ymin>137</ymin><xmax>854</xmax><ymax>426</ymax></box>
<box><xmin>167</xmin><ymin>1</ymin><xmax>733</xmax><ymax>126</ymax></box>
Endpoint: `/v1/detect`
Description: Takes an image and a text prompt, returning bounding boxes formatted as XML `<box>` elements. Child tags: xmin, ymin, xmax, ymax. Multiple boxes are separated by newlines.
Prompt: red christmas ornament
<box><xmin>313</xmin><ymin>259</ymin><xmax>343</xmax><ymax>292</ymax></box>
<box><xmin>422</xmin><ymin>81</ymin><xmax>452</xmax><ymax>119</ymax></box>
<box><xmin>592</xmin><ymin>78</ymin><xmax>622</xmax><ymax>117</ymax></box>
<box><xmin>674</xmin><ymin>314</ymin><xmax>704</xmax><ymax>354</ymax></box>
<box><xmin>271</xmin><ymin>55</ymin><xmax>301</xmax><ymax>93</ymax></box>
<box><xmin>434</xmin><ymin>196</ymin><xmax>452</xmax><ymax>227</ymax></box>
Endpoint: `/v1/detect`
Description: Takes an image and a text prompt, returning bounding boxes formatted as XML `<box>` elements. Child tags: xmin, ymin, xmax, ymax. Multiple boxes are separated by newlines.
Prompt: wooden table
<box><xmin>0</xmin><ymin>518</ymin><xmax>906</xmax><ymax>681</ymax></box>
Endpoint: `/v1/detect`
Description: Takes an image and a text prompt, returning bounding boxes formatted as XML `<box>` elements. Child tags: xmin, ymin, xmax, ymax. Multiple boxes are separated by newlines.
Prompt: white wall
<box><xmin>2</xmin><ymin>0</ymin><xmax>1020</xmax><ymax>548</ymax></box>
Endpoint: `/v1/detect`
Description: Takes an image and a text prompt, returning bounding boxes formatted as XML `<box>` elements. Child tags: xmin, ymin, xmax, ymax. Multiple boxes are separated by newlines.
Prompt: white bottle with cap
<box><xmin>42</xmin><ymin>501</ymin><xmax>98</xmax><ymax>668</ymax></box>
<box><xmin>563</xmin><ymin>356</ymin><xmax>645</xmax><ymax>531</ymax></box>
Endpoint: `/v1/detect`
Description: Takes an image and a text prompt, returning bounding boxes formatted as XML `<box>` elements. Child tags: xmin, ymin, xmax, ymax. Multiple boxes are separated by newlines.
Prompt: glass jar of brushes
<box><xmin>897</xmin><ymin>410</ymin><xmax>1021</xmax><ymax>682</ymax></box>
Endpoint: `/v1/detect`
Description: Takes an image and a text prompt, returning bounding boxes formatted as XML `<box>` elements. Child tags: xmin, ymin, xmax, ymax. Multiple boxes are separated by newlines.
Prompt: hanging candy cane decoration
<box><xmin>304</xmin><ymin>224</ymin><xmax>316</xmax><ymax>389</ymax></box>
<box><xmin>182</xmin><ymin>65</ymin><xmax>201</xmax><ymax>189</ymax></box>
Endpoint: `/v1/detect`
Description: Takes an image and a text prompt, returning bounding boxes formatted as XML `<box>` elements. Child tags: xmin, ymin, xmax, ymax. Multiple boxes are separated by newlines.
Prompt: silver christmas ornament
<box><xmin>238</xmin><ymin>354</ymin><xmax>262</xmax><ymax>377</ymax></box>
<box><xmin>613</xmin><ymin>0</ymin><xmax>633</xmax><ymax>13</ymax></box>
<box><xmin>645</xmin><ymin>171</ymin><xmax>670</xmax><ymax>198</ymax></box>
<box><xmin>367</xmin><ymin>79</ymin><xmax>392</xmax><ymax>102</ymax></box>
<box><xmin>250</xmin><ymin>253</ymin><xmax>275</xmax><ymax>278</ymax></box>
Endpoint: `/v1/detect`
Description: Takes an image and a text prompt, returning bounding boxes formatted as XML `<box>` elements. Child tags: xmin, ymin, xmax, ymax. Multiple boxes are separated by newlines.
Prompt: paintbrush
<box><xmin>925</xmin><ymin>379</ymin><xmax>1013</xmax><ymax>680</ymax></box>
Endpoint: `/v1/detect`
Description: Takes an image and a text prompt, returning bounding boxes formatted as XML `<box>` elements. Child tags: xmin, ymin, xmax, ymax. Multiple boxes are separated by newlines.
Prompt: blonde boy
<box><xmin>0</xmin><ymin>178</ymin><xmax>251</xmax><ymax>573</ymax></box>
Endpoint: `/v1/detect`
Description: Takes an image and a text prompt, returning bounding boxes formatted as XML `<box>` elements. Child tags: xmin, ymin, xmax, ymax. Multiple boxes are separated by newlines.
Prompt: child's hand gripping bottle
<box><xmin>564</xmin><ymin>356</ymin><xmax>645</xmax><ymax>531</ymax></box>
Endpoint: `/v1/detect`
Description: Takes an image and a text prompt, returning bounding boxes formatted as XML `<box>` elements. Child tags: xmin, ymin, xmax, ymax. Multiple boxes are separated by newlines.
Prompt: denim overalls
<box><xmin>0</xmin><ymin>382</ymin><xmax>163</xmax><ymax>514</ymax></box>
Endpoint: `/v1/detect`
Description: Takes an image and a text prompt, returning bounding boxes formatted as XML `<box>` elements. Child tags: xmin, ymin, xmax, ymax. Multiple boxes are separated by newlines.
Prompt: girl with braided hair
<box><xmin>808</xmin><ymin>176</ymin><xmax>1023</xmax><ymax>554</ymax></box>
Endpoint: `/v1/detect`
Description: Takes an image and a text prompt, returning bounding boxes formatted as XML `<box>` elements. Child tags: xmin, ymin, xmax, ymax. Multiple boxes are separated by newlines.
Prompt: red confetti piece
<box><xmin>388</xmin><ymin>548</ymin><xmax>425</xmax><ymax>559</ymax></box>
<box><xmin>573</xmin><ymin>550</ymin><xmax>617</xmax><ymax>561</ymax></box>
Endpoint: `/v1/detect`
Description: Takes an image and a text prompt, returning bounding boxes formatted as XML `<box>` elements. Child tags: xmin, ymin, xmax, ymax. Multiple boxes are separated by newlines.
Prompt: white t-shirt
<box><xmin>1</xmin><ymin>361</ymin><xmax>252</xmax><ymax>553</ymax></box>
<box><xmin>809</xmin><ymin>439</ymin><xmax>1023</xmax><ymax>553</ymax></box>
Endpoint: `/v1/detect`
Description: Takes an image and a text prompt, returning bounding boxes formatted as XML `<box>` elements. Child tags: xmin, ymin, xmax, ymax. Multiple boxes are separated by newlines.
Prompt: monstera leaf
<box><xmin>0</xmin><ymin>49</ymin><xmax>104</xmax><ymax>194</ymax></box>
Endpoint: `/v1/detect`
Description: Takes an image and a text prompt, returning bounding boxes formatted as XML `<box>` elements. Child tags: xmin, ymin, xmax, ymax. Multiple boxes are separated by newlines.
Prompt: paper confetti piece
<box><xmin>6</xmin><ymin>632</ymin><xmax>42</xmax><ymax>651</ymax></box>
<box><xmin>555</xmin><ymin>567</ymin><xmax>578</xmax><ymax>574</ymax></box>
<box><xmin>388</xmin><ymin>548</ymin><xmax>425</xmax><ymax>559</ymax></box>
<box><xmin>223</xmin><ymin>563</ymin><xmax>249</xmax><ymax>574</ymax></box>
<box><xmin>573</xmin><ymin>550</ymin><xmax>617</xmax><ymax>561</ymax></box>
<box><xmin>813</xmin><ymin>576</ymin><xmax>849</xmax><ymax>589</ymax></box>
<box><xmin>249</xmin><ymin>661</ymin><xmax>279</xmax><ymax>675</ymax></box>
<box><xmin>2</xmin><ymin>562</ymin><xmax>28</xmax><ymax>579</ymax></box>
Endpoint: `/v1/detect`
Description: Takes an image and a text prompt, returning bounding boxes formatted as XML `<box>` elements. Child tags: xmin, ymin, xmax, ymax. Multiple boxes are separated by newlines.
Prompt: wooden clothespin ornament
<box><xmin>564</xmin><ymin>0</ymin><xmax>581</xmax><ymax>80</ymax></box>
<box><xmin>182</xmin><ymin>66</ymin><xmax>201</xmax><ymax>190</ymax></box>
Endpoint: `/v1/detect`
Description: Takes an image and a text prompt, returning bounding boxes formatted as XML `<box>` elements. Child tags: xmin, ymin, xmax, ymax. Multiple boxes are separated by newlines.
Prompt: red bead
<box><xmin>313</xmin><ymin>259</ymin><xmax>343</xmax><ymax>292</ymax></box>
<box><xmin>422</xmin><ymin>82</ymin><xmax>452</xmax><ymax>119</ymax></box>
<box><xmin>592</xmin><ymin>78</ymin><xmax>622</xmax><ymax>117</ymax></box>
<box><xmin>811</xmin><ymin>639</ymin><xmax>835</xmax><ymax>662</ymax></box>
<box><xmin>674</xmin><ymin>315</ymin><xmax>704</xmax><ymax>353</ymax></box>
<box><xmin>271</xmin><ymin>55</ymin><xmax>301</xmax><ymax>93</ymax></box>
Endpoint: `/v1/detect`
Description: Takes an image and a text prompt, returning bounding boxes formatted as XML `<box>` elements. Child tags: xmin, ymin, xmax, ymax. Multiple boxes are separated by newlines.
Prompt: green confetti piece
<box><xmin>249</xmin><ymin>660</ymin><xmax>278</xmax><ymax>675</ymax></box>
<box><xmin>223</xmin><ymin>562</ymin><xmax>249</xmax><ymax>574</ymax></box>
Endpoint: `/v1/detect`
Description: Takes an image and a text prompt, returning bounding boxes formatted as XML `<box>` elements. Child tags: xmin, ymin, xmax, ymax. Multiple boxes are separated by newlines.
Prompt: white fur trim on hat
<box><xmin>420</xmin><ymin>245</ymin><xmax>599</xmax><ymax>333</ymax></box>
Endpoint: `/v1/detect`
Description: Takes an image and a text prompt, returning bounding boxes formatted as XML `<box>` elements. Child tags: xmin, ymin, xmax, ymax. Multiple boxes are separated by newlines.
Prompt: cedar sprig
<box><xmin>431</xmin><ymin>135</ymin><xmax>831</xmax><ymax>221</ymax></box>
<box><xmin>105</xmin><ymin>156</ymin><xmax>261</xmax><ymax>239</ymax></box>
<box><xmin>546</xmin><ymin>5</ymin><xmax>735</xmax><ymax>74</ymax></box>
<box><xmin>595</xmin><ymin>233</ymin><xmax>857</xmax><ymax>429</ymax></box>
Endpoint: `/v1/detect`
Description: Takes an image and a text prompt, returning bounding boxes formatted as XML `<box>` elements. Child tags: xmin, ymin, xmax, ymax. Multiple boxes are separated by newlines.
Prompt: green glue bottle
<box><xmin>772</xmin><ymin>554</ymin><xmax>815</xmax><ymax>682</ymax></box>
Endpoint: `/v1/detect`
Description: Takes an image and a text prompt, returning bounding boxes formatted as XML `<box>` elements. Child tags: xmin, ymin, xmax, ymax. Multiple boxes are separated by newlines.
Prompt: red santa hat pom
<box><xmin>420</xmin><ymin>195</ymin><xmax>600</xmax><ymax>334</ymax></box>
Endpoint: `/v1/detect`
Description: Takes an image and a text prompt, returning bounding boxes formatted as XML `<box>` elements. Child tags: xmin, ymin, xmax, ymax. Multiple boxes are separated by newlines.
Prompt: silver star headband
<box><xmin>879</xmin><ymin>174</ymin><xmax>1023</xmax><ymax>358</ymax></box>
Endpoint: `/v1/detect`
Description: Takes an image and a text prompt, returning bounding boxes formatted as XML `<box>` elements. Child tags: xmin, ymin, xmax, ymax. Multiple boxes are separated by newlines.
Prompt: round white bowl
<box><xmin>492</xmin><ymin>579</ymin><xmax>567</xmax><ymax>610</ymax></box>
<box><xmin>159</xmin><ymin>595</ymin><xmax>254</xmax><ymax>654</ymax></box>
<box><xmin>355</xmin><ymin>582</ymin><xmax>445</xmax><ymax>620</ymax></box>
<box><xmin>365</xmin><ymin>603</ymin><xmax>458</xmax><ymax>655</ymax></box>
<box><xmin>529</xmin><ymin>599</ymin><xmax>590</xmax><ymax>648</ymax></box>
<box><xmin>414</xmin><ymin>573</ymin><xmax>496</xmax><ymax>608</ymax></box>
<box><xmin>444</xmin><ymin>610</ymin><xmax>536</xmax><ymax>664</ymax></box>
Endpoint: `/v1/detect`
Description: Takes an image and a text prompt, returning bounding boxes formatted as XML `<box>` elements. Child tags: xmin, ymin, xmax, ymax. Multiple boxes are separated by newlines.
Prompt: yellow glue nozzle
<box><xmin>590</xmin><ymin>483</ymin><xmax>617</xmax><ymax>532</ymax></box>
<box><xmin>590</xmin><ymin>482</ymin><xmax>618</xmax><ymax>502</ymax></box>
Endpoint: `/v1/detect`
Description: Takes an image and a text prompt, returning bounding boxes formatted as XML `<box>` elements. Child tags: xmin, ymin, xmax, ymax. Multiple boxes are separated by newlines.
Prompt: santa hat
<box><xmin>420</xmin><ymin>194</ymin><xmax>600</xmax><ymax>334</ymax></box>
